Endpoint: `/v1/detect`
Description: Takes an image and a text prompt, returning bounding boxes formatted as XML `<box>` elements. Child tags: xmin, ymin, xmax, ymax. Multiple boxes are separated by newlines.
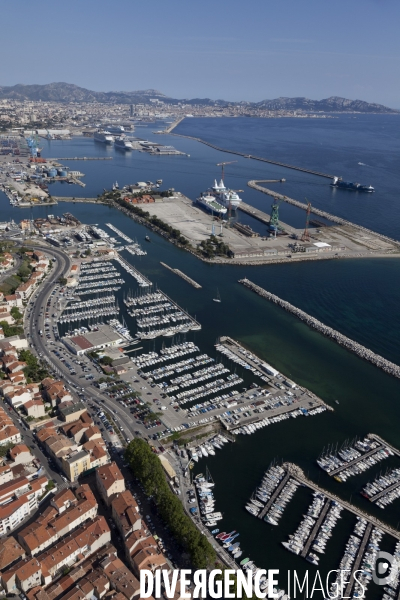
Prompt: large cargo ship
<box><xmin>208</xmin><ymin>179</ymin><xmax>242</xmax><ymax>209</ymax></box>
<box><xmin>196</xmin><ymin>193</ymin><xmax>227</xmax><ymax>216</ymax></box>
<box><xmin>94</xmin><ymin>130</ymin><xmax>114</xmax><ymax>144</ymax></box>
<box><xmin>114</xmin><ymin>137</ymin><xmax>133</xmax><ymax>151</ymax></box>
<box><xmin>330</xmin><ymin>176</ymin><xmax>374</xmax><ymax>193</ymax></box>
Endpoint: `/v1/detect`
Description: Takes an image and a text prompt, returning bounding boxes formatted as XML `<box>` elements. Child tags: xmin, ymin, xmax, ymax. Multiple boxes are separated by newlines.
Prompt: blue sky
<box><xmin>2</xmin><ymin>0</ymin><xmax>400</xmax><ymax>107</ymax></box>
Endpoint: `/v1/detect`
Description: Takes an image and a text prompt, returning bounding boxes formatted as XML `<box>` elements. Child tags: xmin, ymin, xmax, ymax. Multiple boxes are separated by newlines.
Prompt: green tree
<box><xmin>125</xmin><ymin>439</ymin><xmax>215</xmax><ymax>568</ymax></box>
<box><xmin>10</xmin><ymin>306</ymin><xmax>23</xmax><ymax>320</ymax></box>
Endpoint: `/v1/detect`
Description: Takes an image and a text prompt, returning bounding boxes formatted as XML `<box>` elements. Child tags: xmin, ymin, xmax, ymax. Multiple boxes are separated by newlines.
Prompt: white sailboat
<box><xmin>213</xmin><ymin>289</ymin><xmax>221</xmax><ymax>303</ymax></box>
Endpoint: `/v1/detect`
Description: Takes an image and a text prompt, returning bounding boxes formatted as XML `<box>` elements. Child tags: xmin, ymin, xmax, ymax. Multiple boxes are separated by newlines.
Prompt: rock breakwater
<box><xmin>239</xmin><ymin>278</ymin><xmax>400</xmax><ymax>380</ymax></box>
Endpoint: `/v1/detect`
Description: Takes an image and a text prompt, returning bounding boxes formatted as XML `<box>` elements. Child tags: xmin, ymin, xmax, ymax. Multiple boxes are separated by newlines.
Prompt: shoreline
<box><xmin>48</xmin><ymin>195</ymin><xmax>400</xmax><ymax>266</ymax></box>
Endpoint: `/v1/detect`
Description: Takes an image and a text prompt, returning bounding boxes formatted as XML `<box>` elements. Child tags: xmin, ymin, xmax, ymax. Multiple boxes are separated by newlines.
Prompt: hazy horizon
<box><xmin>2</xmin><ymin>0</ymin><xmax>400</xmax><ymax>107</ymax></box>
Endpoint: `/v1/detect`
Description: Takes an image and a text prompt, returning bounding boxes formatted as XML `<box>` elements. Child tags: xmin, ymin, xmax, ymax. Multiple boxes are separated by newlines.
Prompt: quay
<box><xmin>344</xmin><ymin>523</ymin><xmax>373</xmax><ymax>598</ymax></box>
<box><xmin>238</xmin><ymin>201</ymin><xmax>297</xmax><ymax>235</ymax></box>
<box><xmin>300</xmin><ymin>499</ymin><xmax>331</xmax><ymax>557</ymax></box>
<box><xmin>248</xmin><ymin>179</ymin><xmax>400</xmax><ymax>248</ymax></box>
<box><xmin>160</xmin><ymin>262</ymin><xmax>202</xmax><ymax>288</ymax></box>
<box><xmin>258</xmin><ymin>473</ymin><xmax>291</xmax><ymax>520</ymax></box>
<box><xmin>238</xmin><ymin>278</ymin><xmax>400</xmax><ymax>380</ymax></box>
<box><xmin>328</xmin><ymin>438</ymin><xmax>390</xmax><ymax>477</ymax></box>
<box><xmin>369</xmin><ymin>480</ymin><xmax>400</xmax><ymax>503</ymax></box>
<box><xmin>55</xmin><ymin>197</ymin><xmax>103</xmax><ymax>203</ymax></box>
<box><xmin>285</xmin><ymin>463</ymin><xmax>400</xmax><ymax>540</ymax></box>
<box><xmin>47</xmin><ymin>156</ymin><xmax>113</xmax><ymax>160</ymax></box>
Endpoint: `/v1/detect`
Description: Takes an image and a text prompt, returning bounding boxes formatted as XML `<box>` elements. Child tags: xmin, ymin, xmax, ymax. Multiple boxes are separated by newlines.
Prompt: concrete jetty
<box><xmin>238</xmin><ymin>201</ymin><xmax>297</xmax><ymax>235</ymax></box>
<box><xmin>238</xmin><ymin>278</ymin><xmax>400</xmax><ymax>380</ymax></box>
<box><xmin>160</xmin><ymin>262</ymin><xmax>202</xmax><ymax>288</ymax></box>
<box><xmin>285</xmin><ymin>463</ymin><xmax>400</xmax><ymax>540</ymax></box>
<box><xmin>258</xmin><ymin>473</ymin><xmax>291</xmax><ymax>520</ymax></box>
<box><xmin>248</xmin><ymin>179</ymin><xmax>400</xmax><ymax>248</ymax></box>
<box><xmin>300</xmin><ymin>499</ymin><xmax>331</xmax><ymax>558</ymax></box>
<box><xmin>328</xmin><ymin>439</ymin><xmax>389</xmax><ymax>477</ymax></box>
<box><xmin>48</xmin><ymin>157</ymin><xmax>113</xmax><ymax>160</ymax></box>
<box><xmin>344</xmin><ymin>523</ymin><xmax>372</xmax><ymax>598</ymax></box>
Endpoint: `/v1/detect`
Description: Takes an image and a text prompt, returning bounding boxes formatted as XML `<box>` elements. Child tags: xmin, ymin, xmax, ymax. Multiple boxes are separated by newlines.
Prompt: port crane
<box><xmin>301</xmin><ymin>200</ymin><xmax>312</xmax><ymax>242</ymax></box>
<box><xmin>269</xmin><ymin>197</ymin><xmax>282</xmax><ymax>236</ymax></box>
<box><xmin>216</xmin><ymin>161</ymin><xmax>237</xmax><ymax>182</ymax></box>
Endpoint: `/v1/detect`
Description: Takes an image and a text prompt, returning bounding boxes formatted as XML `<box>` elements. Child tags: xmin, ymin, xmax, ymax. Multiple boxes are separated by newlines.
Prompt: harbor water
<box><xmin>3</xmin><ymin>116</ymin><xmax>400</xmax><ymax>597</ymax></box>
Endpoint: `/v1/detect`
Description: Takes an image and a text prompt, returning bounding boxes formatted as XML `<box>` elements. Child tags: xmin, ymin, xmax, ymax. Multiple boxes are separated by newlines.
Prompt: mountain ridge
<box><xmin>0</xmin><ymin>82</ymin><xmax>397</xmax><ymax>113</ymax></box>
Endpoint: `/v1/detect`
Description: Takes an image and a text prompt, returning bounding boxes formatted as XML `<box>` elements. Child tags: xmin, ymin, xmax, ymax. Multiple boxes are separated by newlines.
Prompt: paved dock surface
<box><xmin>369</xmin><ymin>480</ymin><xmax>400</xmax><ymax>503</ymax></box>
<box><xmin>258</xmin><ymin>473</ymin><xmax>291</xmax><ymax>520</ymax></box>
<box><xmin>328</xmin><ymin>444</ymin><xmax>386</xmax><ymax>477</ymax></box>
<box><xmin>344</xmin><ymin>523</ymin><xmax>372</xmax><ymax>598</ymax></box>
<box><xmin>300</xmin><ymin>499</ymin><xmax>331</xmax><ymax>557</ymax></box>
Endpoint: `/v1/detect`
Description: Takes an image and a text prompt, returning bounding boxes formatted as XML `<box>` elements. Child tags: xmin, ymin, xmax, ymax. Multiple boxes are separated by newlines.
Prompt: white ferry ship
<box><xmin>114</xmin><ymin>136</ymin><xmax>133</xmax><ymax>151</ymax></box>
<box><xmin>94</xmin><ymin>130</ymin><xmax>114</xmax><ymax>144</ymax></box>
<box><xmin>208</xmin><ymin>179</ymin><xmax>242</xmax><ymax>209</ymax></box>
<box><xmin>196</xmin><ymin>193</ymin><xmax>227</xmax><ymax>216</ymax></box>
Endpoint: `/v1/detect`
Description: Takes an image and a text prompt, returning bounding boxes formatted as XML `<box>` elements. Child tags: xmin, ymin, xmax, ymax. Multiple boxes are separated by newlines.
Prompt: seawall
<box><xmin>239</xmin><ymin>278</ymin><xmax>400</xmax><ymax>380</ymax></box>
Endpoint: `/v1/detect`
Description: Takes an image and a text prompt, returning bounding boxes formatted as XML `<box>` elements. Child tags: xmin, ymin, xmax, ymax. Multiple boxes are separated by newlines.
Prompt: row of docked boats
<box><xmin>194</xmin><ymin>473</ymin><xmax>222</xmax><ymax>528</ymax></box>
<box><xmin>125</xmin><ymin>291</ymin><xmax>165</xmax><ymax>307</ymax></box>
<box><xmin>131</xmin><ymin>342</ymin><xmax>199</xmax><ymax>368</ymax></box>
<box><xmin>215</xmin><ymin>343</ymin><xmax>269</xmax><ymax>382</ymax></box>
<box><xmin>114</xmin><ymin>255</ymin><xmax>151</xmax><ymax>287</ymax></box>
<box><xmin>124</xmin><ymin>244</ymin><xmax>147</xmax><ymax>257</ymax></box>
<box><xmin>229</xmin><ymin>404</ymin><xmax>327</xmax><ymax>436</ymax></box>
<box><xmin>189</xmin><ymin>435</ymin><xmax>231</xmax><ymax>462</ymax></box>
<box><xmin>108</xmin><ymin>318</ymin><xmax>134</xmax><ymax>342</ymax></box>
<box><xmin>58</xmin><ymin>300</ymin><xmax>119</xmax><ymax>323</ymax></box>
<box><xmin>75</xmin><ymin>276</ymin><xmax>124</xmax><ymax>293</ymax></box>
<box><xmin>170</xmin><ymin>373</ymin><xmax>243</xmax><ymax>405</ymax></box>
<box><xmin>160</xmin><ymin>364</ymin><xmax>228</xmax><ymax>392</ymax></box>
<box><xmin>79</xmin><ymin>261</ymin><xmax>117</xmax><ymax>274</ymax></box>
<box><xmin>63</xmin><ymin>294</ymin><xmax>116</xmax><ymax>310</ymax></box>
<box><xmin>317</xmin><ymin>436</ymin><xmax>392</xmax><ymax>481</ymax></box>
<box><xmin>105</xmin><ymin>222</ymin><xmax>133</xmax><ymax>243</ymax></box>
<box><xmin>215</xmin><ymin>530</ymin><xmax>243</xmax><ymax>560</ymax></box>
<box><xmin>262</xmin><ymin>478</ymin><xmax>299</xmax><ymax>526</ymax></box>
<box><xmin>143</xmin><ymin>354</ymin><xmax>214</xmax><ymax>381</ymax></box>
<box><xmin>282</xmin><ymin>492</ymin><xmax>343</xmax><ymax>566</ymax></box>
<box><xmin>362</xmin><ymin>467</ymin><xmax>400</xmax><ymax>508</ymax></box>
<box><xmin>213</xmin><ymin>531</ymin><xmax>289</xmax><ymax>599</ymax></box>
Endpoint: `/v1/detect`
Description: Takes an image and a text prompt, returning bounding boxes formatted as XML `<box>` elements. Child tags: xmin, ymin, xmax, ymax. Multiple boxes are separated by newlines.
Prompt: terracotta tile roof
<box><xmin>96</xmin><ymin>462</ymin><xmax>123</xmax><ymax>490</ymax></box>
<box><xmin>0</xmin><ymin>536</ymin><xmax>25</xmax><ymax>570</ymax></box>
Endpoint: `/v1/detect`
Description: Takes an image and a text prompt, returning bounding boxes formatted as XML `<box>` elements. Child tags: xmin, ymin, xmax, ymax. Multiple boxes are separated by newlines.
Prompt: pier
<box><xmin>238</xmin><ymin>201</ymin><xmax>297</xmax><ymax>235</ymax></box>
<box><xmin>248</xmin><ymin>179</ymin><xmax>400</xmax><ymax>248</ymax></box>
<box><xmin>160</xmin><ymin>262</ymin><xmax>202</xmax><ymax>288</ymax></box>
<box><xmin>328</xmin><ymin>443</ymin><xmax>388</xmax><ymax>477</ymax></box>
<box><xmin>258</xmin><ymin>473</ymin><xmax>291</xmax><ymax>520</ymax></box>
<box><xmin>300</xmin><ymin>499</ymin><xmax>331</xmax><ymax>557</ymax></box>
<box><xmin>344</xmin><ymin>523</ymin><xmax>372</xmax><ymax>598</ymax></box>
<box><xmin>238</xmin><ymin>278</ymin><xmax>400</xmax><ymax>380</ymax></box>
<box><xmin>369</xmin><ymin>480</ymin><xmax>400</xmax><ymax>503</ymax></box>
<box><xmin>47</xmin><ymin>157</ymin><xmax>113</xmax><ymax>160</ymax></box>
<box><xmin>55</xmin><ymin>197</ymin><xmax>102</xmax><ymax>203</ymax></box>
<box><xmin>285</xmin><ymin>463</ymin><xmax>400</xmax><ymax>540</ymax></box>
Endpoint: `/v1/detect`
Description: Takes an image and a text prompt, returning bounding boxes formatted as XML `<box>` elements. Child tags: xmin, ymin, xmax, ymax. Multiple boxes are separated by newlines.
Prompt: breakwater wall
<box><xmin>168</xmin><ymin>130</ymin><xmax>336</xmax><ymax>179</ymax></box>
<box><xmin>160</xmin><ymin>262</ymin><xmax>202</xmax><ymax>288</ymax></box>
<box><xmin>285</xmin><ymin>463</ymin><xmax>400</xmax><ymax>540</ymax></box>
<box><xmin>239</xmin><ymin>278</ymin><xmax>400</xmax><ymax>380</ymax></box>
<box><xmin>248</xmin><ymin>180</ymin><xmax>400</xmax><ymax>247</ymax></box>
